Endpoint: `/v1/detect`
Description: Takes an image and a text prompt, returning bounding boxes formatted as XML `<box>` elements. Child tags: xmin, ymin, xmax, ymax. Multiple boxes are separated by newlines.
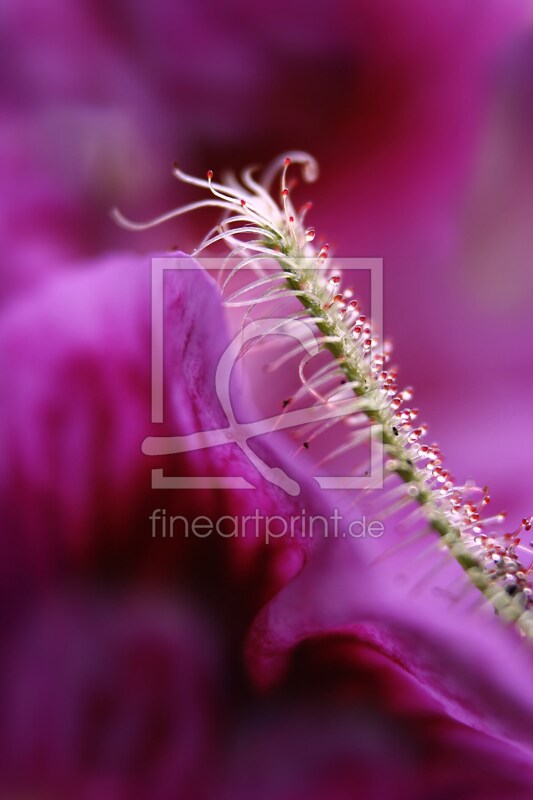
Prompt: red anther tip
<box><xmin>240</xmin><ymin>199</ymin><xmax>246</xmax><ymax>207</ymax></box>
<box><xmin>289</xmin><ymin>215</ymin><xmax>294</xmax><ymax>223</ymax></box>
<box><xmin>284</xmin><ymin>157</ymin><xmax>292</xmax><ymax>167</ymax></box>
<box><xmin>282</xmin><ymin>188</ymin><xmax>289</xmax><ymax>197</ymax></box>
<box><xmin>207</xmin><ymin>169</ymin><xmax>213</xmax><ymax>180</ymax></box>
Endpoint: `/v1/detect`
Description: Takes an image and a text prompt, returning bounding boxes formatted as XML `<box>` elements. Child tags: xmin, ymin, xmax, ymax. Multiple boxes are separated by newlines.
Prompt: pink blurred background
<box><xmin>3</xmin><ymin>0</ymin><xmax>532</xmax><ymax>508</ymax></box>
<box><xmin>2</xmin><ymin>1</ymin><xmax>533</xmax><ymax>797</ymax></box>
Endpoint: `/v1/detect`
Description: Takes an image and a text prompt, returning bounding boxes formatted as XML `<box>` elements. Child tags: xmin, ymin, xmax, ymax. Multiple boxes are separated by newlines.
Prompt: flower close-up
<box><xmin>2</xmin><ymin>2</ymin><xmax>533</xmax><ymax>798</ymax></box>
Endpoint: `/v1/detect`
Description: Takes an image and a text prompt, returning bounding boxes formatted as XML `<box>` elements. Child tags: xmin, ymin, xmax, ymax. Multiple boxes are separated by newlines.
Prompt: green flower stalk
<box><xmin>114</xmin><ymin>152</ymin><xmax>533</xmax><ymax>637</ymax></box>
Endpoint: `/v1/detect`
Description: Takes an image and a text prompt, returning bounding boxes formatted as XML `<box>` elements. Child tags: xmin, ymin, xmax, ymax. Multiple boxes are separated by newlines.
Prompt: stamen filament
<box><xmin>114</xmin><ymin>152</ymin><xmax>533</xmax><ymax>639</ymax></box>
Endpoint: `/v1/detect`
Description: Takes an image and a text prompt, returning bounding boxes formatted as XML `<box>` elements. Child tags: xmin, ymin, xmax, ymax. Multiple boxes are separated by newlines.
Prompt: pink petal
<box><xmin>247</xmin><ymin>532</ymin><xmax>533</xmax><ymax>757</ymax></box>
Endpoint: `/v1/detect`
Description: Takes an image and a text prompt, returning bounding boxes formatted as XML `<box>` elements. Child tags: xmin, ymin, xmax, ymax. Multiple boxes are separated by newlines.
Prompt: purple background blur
<box><xmin>3</xmin><ymin>0</ymin><xmax>532</xmax><ymax>508</ymax></box>
<box><xmin>2</xmin><ymin>1</ymin><xmax>533</xmax><ymax>798</ymax></box>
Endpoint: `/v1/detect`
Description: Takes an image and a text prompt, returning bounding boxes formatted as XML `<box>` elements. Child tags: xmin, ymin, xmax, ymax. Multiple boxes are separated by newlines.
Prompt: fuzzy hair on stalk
<box><xmin>113</xmin><ymin>152</ymin><xmax>533</xmax><ymax>638</ymax></box>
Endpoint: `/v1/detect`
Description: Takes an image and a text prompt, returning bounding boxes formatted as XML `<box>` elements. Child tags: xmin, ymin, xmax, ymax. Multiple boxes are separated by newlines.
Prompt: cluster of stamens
<box><xmin>113</xmin><ymin>152</ymin><xmax>533</xmax><ymax>637</ymax></box>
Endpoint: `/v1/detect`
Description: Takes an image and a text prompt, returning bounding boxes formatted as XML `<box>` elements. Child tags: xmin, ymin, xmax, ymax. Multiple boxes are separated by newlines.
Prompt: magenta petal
<box><xmin>0</xmin><ymin>253</ymin><xmax>327</xmax><ymax>610</ymax></box>
<box><xmin>0</xmin><ymin>593</ymin><xmax>219</xmax><ymax>799</ymax></box>
<box><xmin>221</xmin><ymin>635</ymin><xmax>533</xmax><ymax>800</ymax></box>
<box><xmin>247</xmin><ymin>532</ymin><xmax>533</xmax><ymax>757</ymax></box>
<box><xmin>1</xmin><ymin>253</ymin><xmax>156</xmax><ymax>578</ymax></box>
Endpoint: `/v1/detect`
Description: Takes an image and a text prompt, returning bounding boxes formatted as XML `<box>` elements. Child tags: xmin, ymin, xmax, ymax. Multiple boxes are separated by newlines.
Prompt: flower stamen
<box><xmin>113</xmin><ymin>152</ymin><xmax>533</xmax><ymax>638</ymax></box>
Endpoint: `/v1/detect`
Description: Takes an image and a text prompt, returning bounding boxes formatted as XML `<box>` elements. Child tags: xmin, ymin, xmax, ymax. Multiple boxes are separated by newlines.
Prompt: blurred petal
<box><xmin>247</xmin><ymin>533</ymin><xmax>533</xmax><ymax>757</ymax></box>
<box><xmin>222</xmin><ymin>634</ymin><xmax>533</xmax><ymax>800</ymax></box>
<box><xmin>0</xmin><ymin>253</ymin><xmax>324</xmax><ymax>620</ymax></box>
<box><xmin>0</xmin><ymin>593</ymin><xmax>219</xmax><ymax>799</ymax></box>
